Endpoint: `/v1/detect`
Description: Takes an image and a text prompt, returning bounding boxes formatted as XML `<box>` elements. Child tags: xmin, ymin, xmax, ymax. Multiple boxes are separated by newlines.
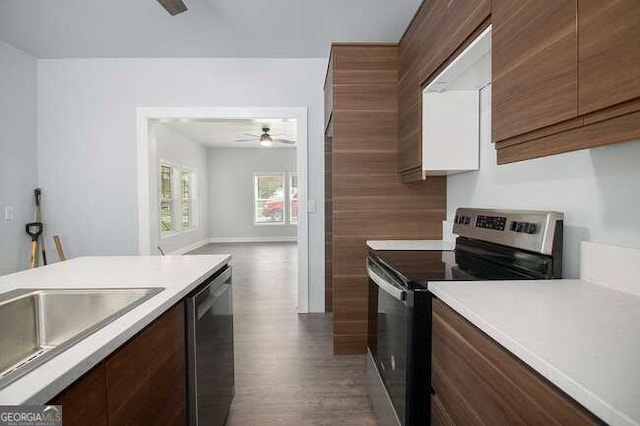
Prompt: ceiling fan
<box><xmin>156</xmin><ymin>0</ymin><xmax>188</xmax><ymax>16</ymax></box>
<box><xmin>235</xmin><ymin>127</ymin><xmax>296</xmax><ymax>147</ymax></box>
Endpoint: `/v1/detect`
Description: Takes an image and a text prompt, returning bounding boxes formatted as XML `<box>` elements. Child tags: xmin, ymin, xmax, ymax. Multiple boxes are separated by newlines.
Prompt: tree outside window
<box><xmin>160</xmin><ymin>165</ymin><xmax>174</xmax><ymax>233</ymax></box>
<box><xmin>181</xmin><ymin>170</ymin><xmax>192</xmax><ymax>229</ymax></box>
<box><xmin>255</xmin><ymin>173</ymin><xmax>286</xmax><ymax>223</ymax></box>
<box><xmin>160</xmin><ymin>163</ymin><xmax>196</xmax><ymax>235</ymax></box>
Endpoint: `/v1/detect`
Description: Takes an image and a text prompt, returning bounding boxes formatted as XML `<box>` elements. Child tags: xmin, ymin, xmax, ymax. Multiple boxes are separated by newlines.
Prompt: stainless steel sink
<box><xmin>0</xmin><ymin>287</ymin><xmax>164</xmax><ymax>389</ymax></box>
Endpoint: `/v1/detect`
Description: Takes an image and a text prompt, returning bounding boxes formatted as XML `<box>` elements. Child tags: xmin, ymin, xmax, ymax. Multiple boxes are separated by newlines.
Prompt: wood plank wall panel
<box><xmin>325</xmin><ymin>122</ymin><xmax>333</xmax><ymax>312</ymax></box>
<box><xmin>329</xmin><ymin>44</ymin><xmax>446</xmax><ymax>355</ymax></box>
<box><xmin>397</xmin><ymin>0</ymin><xmax>490</xmax><ymax>178</ymax></box>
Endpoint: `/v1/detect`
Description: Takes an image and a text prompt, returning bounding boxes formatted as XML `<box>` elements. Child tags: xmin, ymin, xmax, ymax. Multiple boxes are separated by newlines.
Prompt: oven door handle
<box><xmin>367</xmin><ymin>264</ymin><xmax>406</xmax><ymax>301</ymax></box>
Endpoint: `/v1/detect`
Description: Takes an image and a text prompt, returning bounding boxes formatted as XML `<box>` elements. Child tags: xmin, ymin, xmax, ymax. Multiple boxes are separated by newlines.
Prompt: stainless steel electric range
<box><xmin>366</xmin><ymin>208</ymin><xmax>564</xmax><ymax>426</ymax></box>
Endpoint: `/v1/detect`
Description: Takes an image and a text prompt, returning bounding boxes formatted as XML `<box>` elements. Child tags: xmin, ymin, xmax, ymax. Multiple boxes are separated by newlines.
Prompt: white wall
<box><xmin>208</xmin><ymin>147</ymin><xmax>297</xmax><ymax>240</ymax></box>
<box><xmin>153</xmin><ymin>123</ymin><xmax>209</xmax><ymax>254</ymax></box>
<box><xmin>37</xmin><ymin>57</ymin><xmax>327</xmax><ymax>311</ymax></box>
<box><xmin>448</xmin><ymin>85</ymin><xmax>640</xmax><ymax>278</ymax></box>
<box><xmin>0</xmin><ymin>41</ymin><xmax>37</xmax><ymax>275</ymax></box>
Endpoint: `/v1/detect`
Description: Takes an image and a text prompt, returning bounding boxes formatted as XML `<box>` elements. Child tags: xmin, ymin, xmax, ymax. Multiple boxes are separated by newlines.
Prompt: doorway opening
<box><xmin>136</xmin><ymin>107</ymin><xmax>309</xmax><ymax>312</ymax></box>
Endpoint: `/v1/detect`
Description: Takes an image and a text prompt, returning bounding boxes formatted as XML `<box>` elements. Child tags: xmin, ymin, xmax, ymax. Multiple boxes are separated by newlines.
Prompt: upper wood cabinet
<box><xmin>493</xmin><ymin>0</ymin><xmax>640</xmax><ymax>163</ymax></box>
<box><xmin>578</xmin><ymin>0</ymin><xmax>640</xmax><ymax>115</ymax></box>
<box><xmin>492</xmin><ymin>0</ymin><xmax>578</xmax><ymax>142</ymax></box>
<box><xmin>398</xmin><ymin>0</ymin><xmax>490</xmax><ymax>182</ymax></box>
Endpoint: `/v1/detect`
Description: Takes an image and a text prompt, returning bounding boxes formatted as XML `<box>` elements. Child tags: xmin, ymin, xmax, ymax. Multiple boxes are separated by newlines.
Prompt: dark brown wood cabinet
<box><xmin>397</xmin><ymin>0</ymin><xmax>490</xmax><ymax>182</ymax></box>
<box><xmin>324</xmin><ymin>44</ymin><xmax>446</xmax><ymax>354</ymax></box>
<box><xmin>105</xmin><ymin>302</ymin><xmax>187</xmax><ymax>426</ymax></box>
<box><xmin>493</xmin><ymin>0</ymin><xmax>640</xmax><ymax>164</ymax></box>
<box><xmin>431</xmin><ymin>299</ymin><xmax>600</xmax><ymax>425</ymax></box>
<box><xmin>492</xmin><ymin>0</ymin><xmax>578</xmax><ymax>142</ymax></box>
<box><xmin>50</xmin><ymin>365</ymin><xmax>108</xmax><ymax>426</ymax></box>
<box><xmin>49</xmin><ymin>302</ymin><xmax>187</xmax><ymax>426</ymax></box>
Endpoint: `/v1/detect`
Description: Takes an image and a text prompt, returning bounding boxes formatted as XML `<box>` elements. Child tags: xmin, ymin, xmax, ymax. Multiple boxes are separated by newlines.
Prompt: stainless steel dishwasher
<box><xmin>186</xmin><ymin>264</ymin><xmax>234</xmax><ymax>426</ymax></box>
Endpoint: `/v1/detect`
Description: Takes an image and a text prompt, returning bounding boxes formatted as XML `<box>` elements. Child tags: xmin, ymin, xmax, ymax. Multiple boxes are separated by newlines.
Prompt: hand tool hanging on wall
<box><xmin>34</xmin><ymin>188</ymin><xmax>47</xmax><ymax>265</ymax></box>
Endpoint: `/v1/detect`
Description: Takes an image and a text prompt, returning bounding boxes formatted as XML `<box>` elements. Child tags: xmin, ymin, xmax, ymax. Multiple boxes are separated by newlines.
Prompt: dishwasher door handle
<box><xmin>197</xmin><ymin>283</ymin><xmax>231</xmax><ymax>320</ymax></box>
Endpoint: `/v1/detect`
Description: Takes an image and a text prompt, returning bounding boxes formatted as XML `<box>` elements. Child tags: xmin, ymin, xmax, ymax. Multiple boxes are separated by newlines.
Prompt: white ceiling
<box><xmin>158</xmin><ymin>118</ymin><xmax>297</xmax><ymax>149</ymax></box>
<box><xmin>0</xmin><ymin>0</ymin><xmax>421</xmax><ymax>58</ymax></box>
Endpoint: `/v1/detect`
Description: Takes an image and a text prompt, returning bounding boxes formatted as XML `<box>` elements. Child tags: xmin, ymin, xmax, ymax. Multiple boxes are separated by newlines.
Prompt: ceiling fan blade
<box><xmin>234</xmin><ymin>138</ymin><xmax>259</xmax><ymax>142</ymax></box>
<box><xmin>273</xmin><ymin>139</ymin><xmax>296</xmax><ymax>145</ymax></box>
<box><xmin>156</xmin><ymin>0</ymin><xmax>188</xmax><ymax>16</ymax></box>
<box><xmin>242</xmin><ymin>133</ymin><xmax>262</xmax><ymax>138</ymax></box>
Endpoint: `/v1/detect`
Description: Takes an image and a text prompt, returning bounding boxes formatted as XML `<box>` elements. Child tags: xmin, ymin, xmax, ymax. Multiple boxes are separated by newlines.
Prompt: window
<box><xmin>160</xmin><ymin>164</ymin><xmax>174</xmax><ymax>233</ymax></box>
<box><xmin>160</xmin><ymin>163</ymin><xmax>196</xmax><ymax>235</ymax></box>
<box><xmin>254</xmin><ymin>173</ymin><xmax>286</xmax><ymax>224</ymax></box>
<box><xmin>289</xmin><ymin>173</ymin><xmax>298</xmax><ymax>224</ymax></box>
<box><xmin>181</xmin><ymin>170</ymin><xmax>192</xmax><ymax>229</ymax></box>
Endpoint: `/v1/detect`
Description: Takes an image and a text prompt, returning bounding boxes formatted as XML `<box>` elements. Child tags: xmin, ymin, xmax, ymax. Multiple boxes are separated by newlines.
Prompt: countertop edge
<box><xmin>366</xmin><ymin>240</ymin><xmax>454</xmax><ymax>251</ymax></box>
<box><xmin>1</xmin><ymin>255</ymin><xmax>230</xmax><ymax>405</ymax></box>
<box><xmin>428</xmin><ymin>281</ymin><xmax>637</xmax><ymax>426</ymax></box>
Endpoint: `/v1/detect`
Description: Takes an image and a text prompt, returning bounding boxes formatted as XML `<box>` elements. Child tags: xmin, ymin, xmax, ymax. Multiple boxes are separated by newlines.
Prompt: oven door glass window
<box><xmin>373</xmin><ymin>278</ymin><xmax>409</xmax><ymax>424</ymax></box>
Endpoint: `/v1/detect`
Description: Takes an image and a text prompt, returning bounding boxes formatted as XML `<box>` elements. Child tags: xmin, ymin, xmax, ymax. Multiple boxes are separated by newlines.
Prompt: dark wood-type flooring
<box><xmin>189</xmin><ymin>242</ymin><xmax>377</xmax><ymax>425</ymax></box>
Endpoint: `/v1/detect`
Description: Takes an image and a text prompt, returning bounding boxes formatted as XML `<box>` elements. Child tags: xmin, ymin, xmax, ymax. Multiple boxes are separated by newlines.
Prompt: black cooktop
<box><xmin>370</xmin><ymin>242</ymin><xmax>550</xmax><ymax>290</ymax></box>
<box><xmin>370</xmin><ymin>249</ymin><xmax>460</xmax><ymax>288</ymax></box>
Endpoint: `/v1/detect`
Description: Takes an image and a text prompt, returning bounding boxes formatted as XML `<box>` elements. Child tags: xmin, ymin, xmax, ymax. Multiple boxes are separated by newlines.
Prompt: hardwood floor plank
<box><xmin>188</xmin><ymin>242</ymin><xmax>377</xmax><ymax>425</ymax></box>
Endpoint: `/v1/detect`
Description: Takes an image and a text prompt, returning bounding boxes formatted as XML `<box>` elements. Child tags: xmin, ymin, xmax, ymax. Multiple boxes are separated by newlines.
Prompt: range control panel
<box><xmin>475</xmin><ymin>215</ymin><xmax>507</xmax><ymax>231</ymax></box>
<box><xmin>452</xmin><ymin>208</ymin><xmax>564</xmax><ymax>255</ymax></box>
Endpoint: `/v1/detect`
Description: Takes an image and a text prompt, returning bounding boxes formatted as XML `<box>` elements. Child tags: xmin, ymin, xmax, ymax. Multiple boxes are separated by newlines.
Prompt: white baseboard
<box><xmin>208</xmin><ymin>237</ymin><xmax>298</xmax><ymax>244</ymax></box>
<box><xmin>168</xmin><ymin>239</ymin><xmax>212</xmax><ymax>255</ymax></box>
<box><xmin>168</xmin><ymin>236</ymin><xmax>297</xmax><ymax>255</ymax></box>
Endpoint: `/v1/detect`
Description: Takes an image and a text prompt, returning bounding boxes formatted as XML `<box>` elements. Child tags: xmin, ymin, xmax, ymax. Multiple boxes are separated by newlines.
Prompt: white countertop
<box><xmin>0</xmin><ymin>255</ymin><xmax>230</xmax><ymax>405</ymax></box>
<box><xmin>429</xmin><ymin>279</ymin><xmax>640</xmax><ymax>426</ymax></box>
<box><xmin>366</xmin><ymin>239</ymin><xmax>454</xmax><ymax>251</ymax></box>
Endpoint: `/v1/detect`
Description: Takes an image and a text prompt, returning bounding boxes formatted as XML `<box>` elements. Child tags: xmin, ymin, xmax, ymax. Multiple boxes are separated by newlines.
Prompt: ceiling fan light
<box><xmin>260</xmin><ymin>133</ymin><xmax>273</xmax><ymax>147</ymax></box>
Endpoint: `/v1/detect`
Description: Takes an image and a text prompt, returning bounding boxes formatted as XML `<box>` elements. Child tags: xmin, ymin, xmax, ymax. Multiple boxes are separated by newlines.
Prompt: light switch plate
<box><xmin>308</xmin><ymin>200</ymin><xmax>317</xmax><ymax>213</ymax></box>
<box><xmin>4</xmin><ymin>206</ymin><xmax>14</xmax><ymax>220</ymax></box>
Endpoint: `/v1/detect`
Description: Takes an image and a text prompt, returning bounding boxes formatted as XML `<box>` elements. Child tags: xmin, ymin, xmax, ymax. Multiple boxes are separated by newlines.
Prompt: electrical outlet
<box><xmin>4</xmin><ymin>206</ymin><xmax>14</xmax><ymax>220</ymax></box>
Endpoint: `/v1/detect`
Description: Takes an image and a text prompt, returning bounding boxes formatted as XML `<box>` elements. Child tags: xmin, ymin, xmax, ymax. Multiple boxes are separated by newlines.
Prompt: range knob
<box><xmin>524</xmin><ymin>223</ymin><xmax>537</xmax><ymax>234</ymax></box>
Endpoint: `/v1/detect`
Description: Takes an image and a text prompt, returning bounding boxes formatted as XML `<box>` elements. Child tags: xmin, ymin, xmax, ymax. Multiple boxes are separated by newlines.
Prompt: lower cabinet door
<box><xmin>431</xmin><ymin>299</ymin><xmax>600</xmax><ymax>425</ymax></box>
<box><xmin>105</xmin><ymin>302</ymin><xmax>187</xmax><ymax>426</ymax></box>
<box><xmin>49</xmin><ymin>302</ymin><xmax>188</xmax><ymax>426</ymax></box>
<box><xmin>50</xmin><ymin>364</ymin><xmax>108</xmax><ymax>426</ymax></box>
<box><xmin>431</xmin><ymin>394</ymin><xmax>455</xmax><ymax>426</ymax></box>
